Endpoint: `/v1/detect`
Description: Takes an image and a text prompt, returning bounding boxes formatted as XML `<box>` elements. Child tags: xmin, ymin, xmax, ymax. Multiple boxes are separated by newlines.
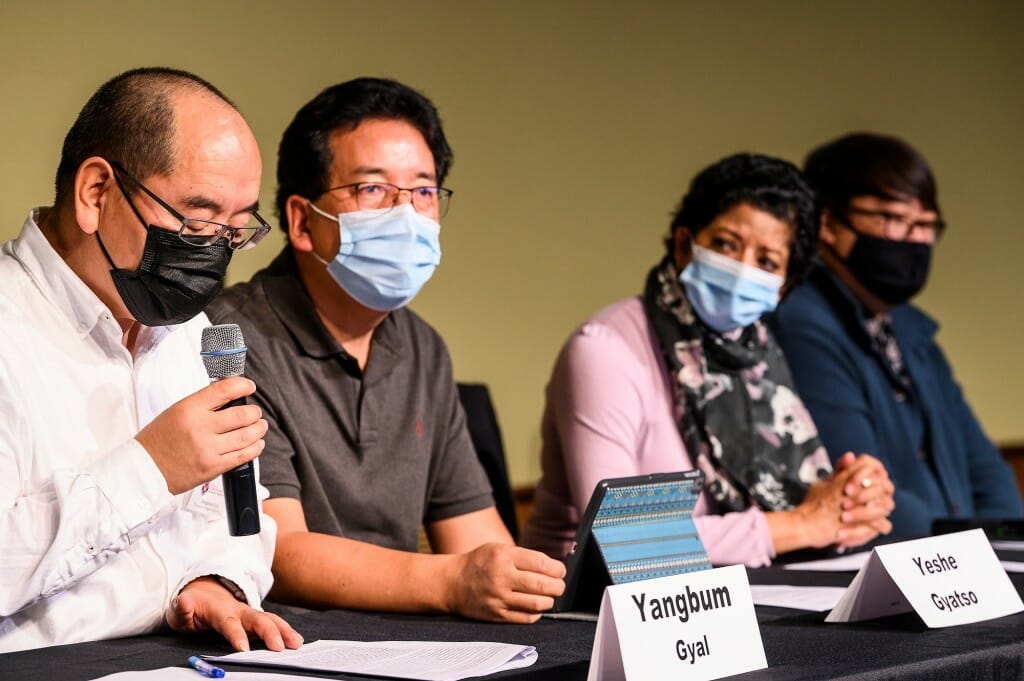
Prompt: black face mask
<box><xmin>844</xmin><ymin>231</ymin><xmax>932</xmax><ymax>305</ymax></box>
<box><xmin>97</xmin><ymin>226</ymin><xmax>232</xmax><ymax>326</ymax></box>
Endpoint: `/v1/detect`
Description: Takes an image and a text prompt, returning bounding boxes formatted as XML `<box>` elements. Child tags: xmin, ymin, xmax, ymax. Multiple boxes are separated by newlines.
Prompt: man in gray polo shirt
<box><xmin>207</xmin><ymin>78</ymin><xmax>565</xmax><ymax>623</ymax></box>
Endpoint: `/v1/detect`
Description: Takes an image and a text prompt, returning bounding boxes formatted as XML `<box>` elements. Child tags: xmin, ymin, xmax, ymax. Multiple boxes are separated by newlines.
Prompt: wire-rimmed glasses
<box><xmin>843</xmin><ymin>206</ymin><xmax>945</xmax><ymax>243</ymax></box>
<box><xmin>322</xmin><ymin>182</ymin><xmax>453</xmax><ymax>218</ymax></box>
<box><xmin>110</xmin><ymin>161</ymin><xmax>272</xmax><ymax>250</ymax></box>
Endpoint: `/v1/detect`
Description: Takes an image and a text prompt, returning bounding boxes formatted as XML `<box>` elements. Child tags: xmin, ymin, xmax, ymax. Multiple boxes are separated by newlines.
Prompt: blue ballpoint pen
<box><xmin>188</xmin><ymin>655</ymin><xmax>226</xmax><ymax>678</ymax></box>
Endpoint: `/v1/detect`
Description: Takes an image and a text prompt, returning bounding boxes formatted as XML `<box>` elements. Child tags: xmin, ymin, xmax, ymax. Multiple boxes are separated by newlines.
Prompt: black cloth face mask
<box><xmin>843</xmin><ymin>229</ymin><xmax>932</xmax><ymax>305</ymax></box>
<box><xmin>97</xmin><ymin>225</ymin><xmax>231</xmax><ymax>327</ymax></box>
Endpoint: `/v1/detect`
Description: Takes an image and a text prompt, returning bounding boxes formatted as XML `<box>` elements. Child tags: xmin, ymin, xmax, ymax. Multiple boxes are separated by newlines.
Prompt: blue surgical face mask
<box><xmin>309</xmin><ymin>202</ymin><xmax>442</xmax><ymax>311</ymax></box>
<box><xmin>679</xmin><ymin>245</ymin><xmax>784</xmax><ymax>333</ymax></box>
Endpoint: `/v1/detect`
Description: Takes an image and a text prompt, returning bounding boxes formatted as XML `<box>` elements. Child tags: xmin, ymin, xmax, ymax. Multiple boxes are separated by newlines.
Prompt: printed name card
<box><xmin>587</xmin><ymin>564</ymin><xmax>766</xmax><ymax>681</ymax></box>
<box><xmin>827</xmin><ymin>529</ymin><xmax>1023</xmax><ymax>627</ymax></box>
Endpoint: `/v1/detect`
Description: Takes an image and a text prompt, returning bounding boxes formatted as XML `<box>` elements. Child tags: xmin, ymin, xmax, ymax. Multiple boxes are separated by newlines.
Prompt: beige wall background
<box><xmin>1</xmin><ymin>1</ymin><xmax>1021</xmax><ymax>487</ymax></box>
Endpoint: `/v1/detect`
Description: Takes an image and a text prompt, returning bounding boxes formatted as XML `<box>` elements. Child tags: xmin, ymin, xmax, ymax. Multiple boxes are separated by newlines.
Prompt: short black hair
<box><xmin>54</xmin><ymin>67</ymin><xmax>236</xmax><ymax>206</ymax></box>
<box><xmin>803</xmin><ymin>132</ymin><xmax>941</xmax><ymax>219</ymax></box>
<box><xmin>667</xmin><ymin>153</ymin><xmax>818</xmax><ymax>284</ymax></box>
<box><xmin>275</xmin><ymin>77</ymin><xmax>453</xmax><ymax>232</ymax></box>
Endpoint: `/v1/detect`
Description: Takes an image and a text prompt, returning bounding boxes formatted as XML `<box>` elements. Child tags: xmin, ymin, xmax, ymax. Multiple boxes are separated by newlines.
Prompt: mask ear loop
<box><xmin>820</xmin><ymin>211</ymin><xmax>859</xmax><ymax>260</ymax></box>
<box><xmin>305</xmin><ymin>199</ymin><xmax>339</xmax><ymax>268</ymax></box>
<box><xmin>310</xmin><ymin>250</ymin><xmax>331</xmax><ymax>267</ymax></box>
<box><xmin>98</xmin><ymin>164</ymin><xmax>152</xmax><ymax>272</ymax></box>
<box><xmin>95</xmin><ymin>231</ymin><xmax>119</xmax><ymax>270</ymax></box>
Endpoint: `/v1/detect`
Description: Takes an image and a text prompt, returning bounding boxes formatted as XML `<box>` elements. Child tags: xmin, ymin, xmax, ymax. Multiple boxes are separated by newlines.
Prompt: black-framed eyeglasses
<box><xmin>842</xmin><ymin>206</ymin><xmax>946</xmax><ymax>243</ymax></box>
<box><xmin>109</xmin><ymin>161</ymin><xmax>272</xmax><ymax>251</ymax></box>
<box><xmin>321</xmin><ymin>182</ymin><xmax>453</xmax><ymax>218</ymax></box>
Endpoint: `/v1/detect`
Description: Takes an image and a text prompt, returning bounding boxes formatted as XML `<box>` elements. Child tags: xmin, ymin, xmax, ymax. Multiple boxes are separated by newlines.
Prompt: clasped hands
<box><xmin>797</xmin><ymin>451</ymin><xmax>895</xmax><ymax>549</ymax></box>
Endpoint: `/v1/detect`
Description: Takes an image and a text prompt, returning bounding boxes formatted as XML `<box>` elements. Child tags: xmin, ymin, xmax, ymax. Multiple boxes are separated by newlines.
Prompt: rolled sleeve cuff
<box><xmin>697</xmin><ymin>505</ymin><xmax>776</xmax><ymax>568</ymax></box>
<box><xmin>172</xmin><ymin>565</ymin><xmax>269</xmax><ymax>611</ymax></box>
<box><xmin>88</xmin><ymin>438</ymin><xmax>174</xmax><ymax>536</ymax></box>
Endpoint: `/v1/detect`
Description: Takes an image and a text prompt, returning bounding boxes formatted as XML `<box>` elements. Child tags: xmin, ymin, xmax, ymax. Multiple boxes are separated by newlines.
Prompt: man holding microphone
<box><xmin>0</xmin><ymin>67</ymin><xmax>301</xmax><ymax>652</ymax></box>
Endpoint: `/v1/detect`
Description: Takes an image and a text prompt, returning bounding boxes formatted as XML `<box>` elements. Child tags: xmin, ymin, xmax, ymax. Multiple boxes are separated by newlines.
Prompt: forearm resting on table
<box><xmin>764</xmin><ymin>508</ymin><xmax>825</xmax><ymax>556</ymax></box>
<box><xmin>269</xmin><ymin>530</ymin><xmax>462</xmax><ymax>613</ymax></box>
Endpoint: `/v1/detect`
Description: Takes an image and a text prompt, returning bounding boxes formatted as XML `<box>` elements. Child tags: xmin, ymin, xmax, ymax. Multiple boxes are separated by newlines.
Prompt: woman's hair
<box><xmin>667</xmin><ymin>153</ymin><xmax>818</xmax><ymax>284</ymax></box>
<box><xmin>803</xmin><ymin>132</ymin><xmax>941</xmax><ymax>218</ymax></box>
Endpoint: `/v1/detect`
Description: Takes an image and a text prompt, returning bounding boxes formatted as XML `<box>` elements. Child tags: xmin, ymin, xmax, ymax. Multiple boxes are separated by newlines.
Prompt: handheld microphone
<box><xmin>200</xmin><ymin>323</ymin><xmax>261</xmax><ymax>536</ymax></box>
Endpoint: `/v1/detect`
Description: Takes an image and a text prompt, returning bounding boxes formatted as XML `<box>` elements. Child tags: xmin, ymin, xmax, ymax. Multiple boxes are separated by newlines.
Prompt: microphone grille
<box><xmin>201</xmin><ymin>324</ymin><xmax>246</xmax><ymax>379</ymax></box>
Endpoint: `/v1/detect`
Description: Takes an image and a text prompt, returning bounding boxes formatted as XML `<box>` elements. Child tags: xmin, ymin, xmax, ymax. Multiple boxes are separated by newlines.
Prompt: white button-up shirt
<box><xmin>0</xmin><ymin>210</ymin><xmax>275</xmax><ymax>652</ymax></box>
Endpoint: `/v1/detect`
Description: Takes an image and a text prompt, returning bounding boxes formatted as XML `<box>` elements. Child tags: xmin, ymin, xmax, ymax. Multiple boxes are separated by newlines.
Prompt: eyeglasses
<box><xmin>322</xmin><ymin>182</ymin><xmax>453</xmax><ymax>218</ymax></box>
<box><xmin>842</xmin><ymin>206</ymin><xmax>946</xmax><ymax>243</ymax></box>
<box><xmin>109</xmin><ymin>161</ymin><xmax>272</xmax><ymax>251</ymax></box>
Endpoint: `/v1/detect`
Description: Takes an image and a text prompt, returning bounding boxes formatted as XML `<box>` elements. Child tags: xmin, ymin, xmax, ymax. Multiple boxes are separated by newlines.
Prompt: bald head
<box><xmin>54</xmin><ymin>67</ymin><xmax>239</xmax><ymax>207</ymax></box>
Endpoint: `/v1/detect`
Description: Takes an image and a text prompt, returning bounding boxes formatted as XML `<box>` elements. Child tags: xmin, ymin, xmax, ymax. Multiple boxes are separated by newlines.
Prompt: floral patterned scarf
<box><xmin>642</xmin><ymin>257</ymin><xmax>831</xmax><ymax>512</ymax></box>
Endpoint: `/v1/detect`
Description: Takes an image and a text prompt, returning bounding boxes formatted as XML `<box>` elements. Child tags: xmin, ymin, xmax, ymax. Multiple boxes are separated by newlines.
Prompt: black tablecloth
<box><xmin>745</xmin><ymin>571</ymin><xmax>1024</xmax><ymax>680</ymax></box>
<box><xmin>0</xmin><ymin>607</ymin><xmax>593</xmax><ymax>681</ymax></box>
<box><xmin>3</xmin><ymin>559</ymin><xmax>1023</xmax><ymax>680</ymax></box>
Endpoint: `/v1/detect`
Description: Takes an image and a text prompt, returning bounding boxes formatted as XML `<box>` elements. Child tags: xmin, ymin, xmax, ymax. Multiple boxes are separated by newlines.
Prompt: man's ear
<box><xmin>73</xmin><ymin>157</ymin><xmax>116</xmax><ymax>236</ymax></box>
<box><xmin>285</xmin><ymin>195</ymin><xmax>315</xmax><ymax>252</ymax></box>
<box><xmin>818</xmin><ymin>209</ymin><xmax>838</xmax><ymax>246</ymax></box>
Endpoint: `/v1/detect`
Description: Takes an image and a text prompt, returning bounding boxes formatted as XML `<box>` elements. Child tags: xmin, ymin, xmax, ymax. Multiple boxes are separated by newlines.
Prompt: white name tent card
<box><xmin>588</xmin><ymin>564</ymin><xmax>766</xmax><ymax>681</ymax></box>
<box><xmin>827</xmin><ymin>529</ymin><xmax>1023</xmax><ymax>627</ymax></box>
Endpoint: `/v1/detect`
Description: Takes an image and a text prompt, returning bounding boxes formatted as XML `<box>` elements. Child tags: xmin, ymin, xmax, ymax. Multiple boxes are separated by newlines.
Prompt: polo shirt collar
<box><xmin>261</xmin><ymin>247</ymin><xmax>406</xmax><ymax>364</ymax></box>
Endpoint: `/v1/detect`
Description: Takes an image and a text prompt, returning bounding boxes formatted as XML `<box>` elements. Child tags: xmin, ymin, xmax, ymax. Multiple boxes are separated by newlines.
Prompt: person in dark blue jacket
<box><xmin>770</xmin><ymin>132</ymin><xmax>1023</xmax><ymax>537</ymax></box>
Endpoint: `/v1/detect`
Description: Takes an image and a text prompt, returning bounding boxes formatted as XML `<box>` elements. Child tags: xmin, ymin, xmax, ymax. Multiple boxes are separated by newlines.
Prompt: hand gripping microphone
<box><xmin>200</xmin><ymin>323</ymin><xmax>261</xmax><ymax>536</ymax></box>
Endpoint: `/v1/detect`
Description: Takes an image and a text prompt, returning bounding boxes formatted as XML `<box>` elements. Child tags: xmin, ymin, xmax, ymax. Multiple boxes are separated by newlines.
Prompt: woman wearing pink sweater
<box><xmin>521</xmin><ymin>154</ymin><xmax>895</xmax><ymax>567</ymax></box>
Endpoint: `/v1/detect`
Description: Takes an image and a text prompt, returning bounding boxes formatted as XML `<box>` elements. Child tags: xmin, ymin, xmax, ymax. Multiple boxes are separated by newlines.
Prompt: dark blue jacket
<box><xmin>768</xmin><ymin>264</ymin><xmax>1022</xmax><ymax>536</ymax></box>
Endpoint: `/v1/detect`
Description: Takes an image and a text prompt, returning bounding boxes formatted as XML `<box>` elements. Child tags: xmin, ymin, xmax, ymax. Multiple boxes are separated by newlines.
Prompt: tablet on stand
<box><xmin>549</xmin><ymin>470</ymin><xmax>711</xmax><ymax>618</ymax></box>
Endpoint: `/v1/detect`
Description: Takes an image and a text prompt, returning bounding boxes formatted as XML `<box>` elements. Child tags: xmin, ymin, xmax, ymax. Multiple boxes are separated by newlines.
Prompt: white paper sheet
<box><xmin>91</xmin><ymin>669</ymin><xmax>333</xmax><ymax>680</ymax></box>
<box><xmin>749</xmin><ymin>584</ymin><xmax>847</xmax><ymax>611</ymax></box>
<box><xmin>966</xmin><ymin>538</ymin><xmax>1024</xmax><ymax>571</ymax></box>
<box><xmin>783</xmin><ymin>546</ymin><xmax>1024</xmax><ymax>574</ymax></box>
<box><xmin>782</xmin><ymin>551</ymin><xmax>872</xmax><ymax>572</ymax></box>
<box><xmin>207</xmin><ymin>640</ymin><xmax>537</xmax><ymax>681</ymax></box>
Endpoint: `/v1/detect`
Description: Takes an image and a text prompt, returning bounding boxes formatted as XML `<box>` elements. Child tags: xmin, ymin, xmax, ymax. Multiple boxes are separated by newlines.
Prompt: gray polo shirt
<box><xmin>207</xmin><ymin>248</ymin><xmax>494</xmax><ymax>552</ymax></box>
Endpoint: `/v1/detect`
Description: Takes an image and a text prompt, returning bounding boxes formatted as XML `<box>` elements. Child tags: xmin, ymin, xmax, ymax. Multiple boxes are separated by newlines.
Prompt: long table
<box><xmin>3</xmin><ymin>560</ymin><xmax>1023</xmax><ymax>680</ymax></box>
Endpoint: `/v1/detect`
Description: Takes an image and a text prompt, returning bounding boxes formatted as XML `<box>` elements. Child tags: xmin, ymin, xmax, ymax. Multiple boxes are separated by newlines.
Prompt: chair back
<box><xmin>457</xmin><ymin>382</ymin><xmax>518</xmax><ymax>540</ymax></box>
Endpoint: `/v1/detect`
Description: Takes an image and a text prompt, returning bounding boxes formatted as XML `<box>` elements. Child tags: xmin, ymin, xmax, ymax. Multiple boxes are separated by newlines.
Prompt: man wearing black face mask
<box><xmin>0</xmin><ymin>68</ymin><xmax>302</xmax><ymax>653</ymax></box>
<box><xmin>769</xmin><ymin>132</ymin><xmax>1023</xmax><ymax>537</ymax></box>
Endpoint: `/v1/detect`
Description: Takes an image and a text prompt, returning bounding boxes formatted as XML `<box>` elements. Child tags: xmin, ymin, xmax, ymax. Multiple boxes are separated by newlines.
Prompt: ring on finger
<box><xmin>860</xmin><ymin>478</ymin><xmax>873</xmax><ymax>489</ymax></box>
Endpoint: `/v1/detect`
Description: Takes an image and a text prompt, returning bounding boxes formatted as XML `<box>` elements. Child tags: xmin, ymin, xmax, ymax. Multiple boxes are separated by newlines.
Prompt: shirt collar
<box><xmin>261</xmin><ymin>247</ymin><xmax>405</xmax><ymax>362</ymax></box>
<box><xmin>10</xmin><ymin>209</ymin><xmax>117</xmax><ymax>339</ymax></box>
<box><xmin>11</xmin><ymin>209</ymin><xmax>182</xmax><ymax>350</ymax></box>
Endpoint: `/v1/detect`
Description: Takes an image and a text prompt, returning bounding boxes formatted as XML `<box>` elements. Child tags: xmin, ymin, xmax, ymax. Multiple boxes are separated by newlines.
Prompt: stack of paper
<box><xmin>207</xmin><ymin>639</ymin><xmax>538</xmax><ymax>681</ymax></box>
<box><xmin>749</xmin><ymin>584</ymin><xmax>848</xmax><ymax>611</ymax></box>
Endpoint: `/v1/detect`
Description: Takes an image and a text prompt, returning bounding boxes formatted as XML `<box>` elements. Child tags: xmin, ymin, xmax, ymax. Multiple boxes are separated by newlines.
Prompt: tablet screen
<box><xmin>552</xmin><ymin>470</ymin><xmax>710</xmax><ymax>613</ymax></box>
